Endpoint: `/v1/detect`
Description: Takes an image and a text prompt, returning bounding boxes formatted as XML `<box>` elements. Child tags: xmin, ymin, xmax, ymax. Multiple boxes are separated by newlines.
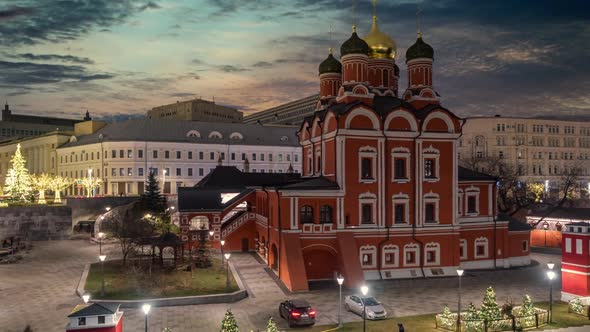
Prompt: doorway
<box><xmin>241</xmin><ymin>238</ymin><xmax>249</xmax><ymax>252</ymax></box>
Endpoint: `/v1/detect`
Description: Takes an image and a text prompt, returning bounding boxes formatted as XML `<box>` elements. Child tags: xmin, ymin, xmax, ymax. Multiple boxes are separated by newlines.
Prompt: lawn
<box><xmin>85</xmin><ymin>257</ymin><xmax>239</xmax><ymax>300</ymax></box>
<box><xmin>300</xmin><ymin>302</ymin><xmax>590</xmax><ymax>332</ymax></box>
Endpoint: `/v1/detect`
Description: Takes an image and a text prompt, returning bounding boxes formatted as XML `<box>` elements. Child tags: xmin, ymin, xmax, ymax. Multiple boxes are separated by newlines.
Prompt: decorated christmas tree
<box><xmin>570</xmin><ymin>297</ymin><xmax>584</xmax><ymax>315</ymax></box>
<box><xmin>220</xmin><ymin>308</ymin><xmax>239</xmax><ymax>332</ymax></box>
<box><xmin>265</xmin><ymin>317</ymin><xmax>279</xmax><ymax>332</ymax></box>
<box><xmin>4</xmin><ymin>144</ymin><xmax>32</xmax><ymax>201</ymax></box>
<box><xmin>519</xmin><ymin>294</ymin><xmax>535</xmax><ymax>326</ymax></box>
<box><xmin>50</xmin><ymin>175</ymin><xmax>72</xmax><ymax>203</ymax></box>
<box><xmin>464</xmin><ymin>303</ymin><xmax>482</xmax><ymax>332</ymax></box>
<box><xmin>440</xmin><ymin>305</ymin><xmax>454</xmax><ymax>329</ymax></box>
<box><xmin>480</xmin><ymin>286</ymin><xmax>502</xmax><ymax>321</ymax></box>
<box><xmin>162</xmin><ymin>328</ymin><xmax>172</xmax><ymax>332</ymax></box>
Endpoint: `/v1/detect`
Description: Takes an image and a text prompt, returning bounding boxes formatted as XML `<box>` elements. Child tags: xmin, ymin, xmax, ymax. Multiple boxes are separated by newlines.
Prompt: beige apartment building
<box><xmin>459</xmin><ymin>116</ymin><xmax>590</xmax><ymax>195</ymax></box>
<box><xmin>147</xmin><ymin>98</ymin><xmax>243</xmax><ymax>123</ymax></box>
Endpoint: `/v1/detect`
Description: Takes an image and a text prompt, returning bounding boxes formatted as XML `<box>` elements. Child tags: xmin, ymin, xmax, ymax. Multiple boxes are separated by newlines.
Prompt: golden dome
<box><xmin>364</xmin><ymin>15</ymin><xmax>397</xmax><ymax>59</ymax></box>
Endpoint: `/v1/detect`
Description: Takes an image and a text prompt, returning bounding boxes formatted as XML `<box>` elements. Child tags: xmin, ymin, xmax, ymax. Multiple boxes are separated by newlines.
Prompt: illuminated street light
<box><xmin>225</xmin><ymin>253</ymin><xmax>231</xmax><ymax>290</ymax></box>
<box><xmin>361</xmin><ymin>285</ymin><xmax>368</xmax><ymax>332</ymax></box>
<box><xmin>82</xmin><ymin>293</ymin><xmax>90</xmax><ymax>304</ymax></box>
<box><xmin>547</xmin><ymin>270</ymin><xmax>556</xmax><ymax>323</ymax></box>
<box><xmin>142</xmin><ymin>304</ymin><xmax>151</xmax><ymax>332</ymax></box>
<box><xmin>337</xmin><ymin>275</ymin><xmax>344</xmax><ymax>328</ymax></box>
<box><xmin>99</xmin><ymin>255</ymin><xmax>106</xmax><ymax>296</ymax></box>
<box><xmin>457</xmin><ymin>269</ymin><xmax>464</xmax><ymax>330</ymax></box>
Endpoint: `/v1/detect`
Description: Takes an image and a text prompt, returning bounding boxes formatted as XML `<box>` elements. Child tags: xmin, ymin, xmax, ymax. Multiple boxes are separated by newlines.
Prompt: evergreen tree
<box><xmin>519</xmin><ymin>294</ymin><xmax>535</xmax><ymax>326</ymax></box>
<box><xmin>142</xmin><ymin>171</ymin><xmax>165</xmax><ymax>213</ymax></box>
<box><xmin>570</xmin><ymin>297</ymin><xmax>584</xmax><ymax>314</ymax></box>
<box><xmin>464</xmin><ymin>303</ymin><xmax>482</xmax><ymax>332</ymax></box>
<box><xmin>265</xmin><ymin>317</ymin><xmax>279</xmax><ymax>332</ymax></box>
<box><xmin>220</xmin><ymin>308</ymin><xmax>239</xmax><ymax>332</ymax></box>
<box><xmin>195</xmin><ymin>227</ymin><xmax>212</xmax><ymax>268</ymax></box>
<box><xmin>480</xmin><ymin>286</ymin><xmax>502</xmax><ymax>328</ymax></box>
<box><xmin>4</xmin><ymin>144</ymin><xmax>32</xmax><ymax>201</ymax></box>
<box><xmin>440</xmin><ymin>305</ymin><xmax>454</xmax><ymax>329</ymax></box>
<box><xmin>162</xmin><ymin>328</ymin><xmax>172</xmax><ymax>332</ymax></box>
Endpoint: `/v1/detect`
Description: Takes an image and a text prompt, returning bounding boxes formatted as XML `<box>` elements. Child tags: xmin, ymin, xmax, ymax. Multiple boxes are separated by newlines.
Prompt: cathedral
<box><xmin>177</xmin><ymin>5</ymin><xmax>531</xmax><ymax>291</ymax></box>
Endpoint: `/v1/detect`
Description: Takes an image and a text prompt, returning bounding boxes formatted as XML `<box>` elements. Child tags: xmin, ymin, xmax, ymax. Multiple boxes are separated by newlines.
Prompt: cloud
<box><xmin>252</xmin><ymin>61</ymin><xmax>273</xmax><ymax>68</ymax></box>
<box><xmin>0</xmin><ymin>61</ymin><xmax>114</xmax><ymax>85</ymax></box>
<box><xmin>138</xmin><ymin>1</ymin><xmax>161</xmax><ymax>11</ymax></box>
<box><xmin>0</xmin><ymin>1</ymin><xmax>152</xmax><ymax>46</ymax></box>
<box><xmin>15</xmin><ymin>53</ymin><xmax>95</xmax><ymax>65</ymax></box>
<box><xmin>216</xmin><ymin>65</ymin><xmax>250</xmax><ymax>73</ymax></box>
<box><xmin>169</xmin><ymin>92</ymin><xmax>197</xmax><ymax>98</ymax></box>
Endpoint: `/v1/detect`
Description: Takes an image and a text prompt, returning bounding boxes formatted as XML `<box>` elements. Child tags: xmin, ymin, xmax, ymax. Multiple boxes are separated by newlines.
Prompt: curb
<box><xmin>76</xmin><ymin>260</ymin><xmax>248</xmax><ymax>308</ymax></box>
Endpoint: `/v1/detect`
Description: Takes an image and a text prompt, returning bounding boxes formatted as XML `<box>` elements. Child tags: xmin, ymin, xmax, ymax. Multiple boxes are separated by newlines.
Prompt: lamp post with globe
<box><xmin>225</xmin><ymin>253</ymin><xmax>231</xmax><ymax>290</ymax></box>
<box><xmin>142</xmin><ymin>304</ymin><xmax>151</xmax><ymax>332</ymax></box>
<box><xmin>361</xmin><ymin>285</ymin><xmax>368</xmax><ymax>332</ymax></box>
<box><xmin>337</xmin><ymin>275</ymin><xmax>344</xmax><ymax>328</ymax></box>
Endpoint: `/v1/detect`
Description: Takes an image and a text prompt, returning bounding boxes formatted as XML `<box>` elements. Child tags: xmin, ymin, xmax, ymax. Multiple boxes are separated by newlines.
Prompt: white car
<box><xmin>344</xmin><ymin>295</ymin><xmax>387</xmax><ymax>320</ymax></box>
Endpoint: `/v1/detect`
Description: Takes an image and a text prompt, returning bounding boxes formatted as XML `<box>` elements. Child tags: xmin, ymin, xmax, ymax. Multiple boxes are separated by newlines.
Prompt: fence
<box><xmin>435</xmin><ymin>309</ymin><xmax>549</xmax><ymax>332</ymax></box>
<box><xmin>568</xmin><ymin>298</ymin><xmax>590</xmax><ymax>319</ymax></box>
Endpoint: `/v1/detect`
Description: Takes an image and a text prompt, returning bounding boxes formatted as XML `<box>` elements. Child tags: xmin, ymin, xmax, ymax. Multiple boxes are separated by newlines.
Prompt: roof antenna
<box><xmin>416</xmin><ymin>5</ymin><xmax>423</xmax><ymax>38</ymax></box>
<box><xmin>352</xmin><ymin>0</ymin><xmax>357</xmax><ymax>32</ymax></box>
<box><xmin>329</xmin><ymin>24</ymin><xmax>333</xmax><ymax>54</ymax></box>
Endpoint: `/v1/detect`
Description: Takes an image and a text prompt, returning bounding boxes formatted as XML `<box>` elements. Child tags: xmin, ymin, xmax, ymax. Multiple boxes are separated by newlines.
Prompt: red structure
<box><xmin>66</xmin><ymin>303</ymin><xmax>123</xmax><ymax>332</ymax></box>
<box><xmin>561</xmin><ymin>222</ymin><xmax>590</xmax><ymax>301</ymax></box>
<box><xmin>178</xmin><ymin>12</ymin><xmax>531</xmax><ymax>291</ymax></box>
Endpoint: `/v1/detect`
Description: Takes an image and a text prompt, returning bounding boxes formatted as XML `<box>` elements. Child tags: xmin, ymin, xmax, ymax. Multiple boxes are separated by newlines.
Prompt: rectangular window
<box><xmin>127</xmin><ymin>149</ymin><xmax>132</xmax><ymax>158</ymax></box>
<box><xmin>119</xmin><ymin>150</ymin><xmax>124</xmax><ymax>158</ymax></box>
<box><xmin>394</xmin><ymin>204</ymin><xmax>405</xmax><ymax>224</ymax></box>
<box><xmin>242</xmin><ymin>153</ymin><xmax>246</xmax><ymax>161</ymax></box>
<box><xmin>361</xmin><ymin>203</ymin><xmax>372</xmax><ymax>224</ymax></box>
<box><xmin>221</xmin><ymin>152</ymin><xmax>225</xmax><ymax>160</ymax></box>
<box><xmin>362</xmin><ymin>253</ymin><xmax>373</xmax><ymax>266</ymax></box>
<box><xmin>252</xmin><ymin>153</ymin><xmax>257</xmax><ymax>161</ymax></box>
<box><xmin>188</xmin><ymin>168</ymin><xmax>193</xmax><ymax>176</ymax></box>
<box><xmin>138</xmin><ymin>168</ymin><xmax>144</xmax><ymax>177</ymax></box>
<box><xmin>111</xmin><ymin>150</ymin><xmax>116</xmax><ymax>158</ymax></box>
<box><xmin>287</xmin><ymin>154</ymin><xmax>291</xmax><ymax>161</ymax></box>
<box><xmin>425</xmin><ymin>203</ymin><xmax>436</xmax><ymax>223</ymax></box>
<box><xmin>176</xmin><ymin>168</ymin><xmax>181</xmax><ymax>176</ymax></box>
<box><xmin>394</xmin><ymin>158</ymin><xmax>406</xmax><ymax>179</ymax></box>
<box><xmin>426</xmin><ymin>250</ymin><xmax>436</xmax><ymax>263</ymax></box>
<box><xmin>467</xmin><ymin>196</ymin><xmax>477</xmax><ymax>214</ymax></box>
<box><xmin>231</xmin><ymin>152</ymin><xmax>235</xmax><ymax>161</ymax></box>
<box><xmin>459</xmin><ymin>243</ymin><xmax>465</xmax><ymax>260</ymax></box>
<box><xmin>153</xmin><ymin>150</ymin><xmax>158</xmax><ymax>158</ymax></box>
<box><xmin>261</xmin><ymin>153</ymin><xmax>265</xmax><ymax>161</ymax></box>
<box><xmin>424</xmin><ymin>159</ymin><xmax>436</xmax><ymax>178</ymax></box>
<box><xmin>278</xmin><ymin>154</ymin><xmax>283</xmax><ymax>161</ymax></box>
<box><xmin>269</xmin><ymin>154</ymin><xmax>273</xmax><ymax>161</ymax></box>
<box><xmin>111</xmin><ymin>168</ymin><xmax>116</xmax><ymax>176</ymax></box>
<box><xmin>522</xmin><ymin>241</ymin><xmax>528</xmax><ymax>252</ymax></box>
<box><xmin>476</xmin><ymin>244</ymin><xmax>486</xmax><ymax>257</ymax></box>
<box><xmin>361</xmin><ymin>158</ymin><xmax>373</xmax><ymax>179</ymax></box>
<box><xmin>199</xmin><ymin>168</ymin><xmax>204</xmax><ymax>176</ymax></box>
<box><xmin>165</xmin><ymin>150</ymin><xmax>170</xmax><ymax>159</ymax></box>
<box><xmin>176</xmin><ymin>151</ymin><xmax>181</xmax><ymax>159</ymax></box>
<box><xmin>210</xmin><ymin>152</ymin><xmax>215</xmax><ymax>160</ymax></box>
<box><xmin>127</xmin><ymin>168</ymin><xmax>132</xmax><ymax>176</ymax></box>
<box><xmin>576</xmin><ymin>239</ymin><xmax>583</xmax><ymax>254</ymax></box>
<box><xmin>405</xmin><ymin>251</ymin><xmax>416</xmax><ymax>265</ymax></box>
<box><xmin>119</xmin><ymin>168</ymin><xmax>124</xmax><ymax>176</ymax></box>
<box><xmin>199</xmin><ymin>151</ymin><xmax>204</xmax><ymax>160</ymax></box>
<box><xmin>165</xmin><ymin>168</ymin><xmax>170</xmax><ymax>176</ymax></box>
<box><xmin>188</xmin><ymin>151</ymin><xmax>193</xmax><ymax>159</ymax></box>
<box><xmin>98</xmin><ymin>316</ymin><xmax>105</xmax><ymax>324</ymax></box>
<box><xmin>138</xmin><ymin>149</ymin><xmax>143</xmax><ymax>158</ymax></box>
<box><xmin>78</xmin><ymin>317</ymin><xmax>86</xmax><ymax>326</ymax></box>
<box><xmin>151</xmin><ymin>167</ymin><xmax>158</xmax><ymax>176</ymax></box>
<box><xmin>295</xmin><ymin>154</ymin><xmax>298</xmax><ymax>162</ymax></box>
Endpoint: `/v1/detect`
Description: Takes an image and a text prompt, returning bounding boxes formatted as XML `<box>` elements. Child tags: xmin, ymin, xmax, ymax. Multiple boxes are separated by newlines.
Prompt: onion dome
<box><xmin>340</xmin><ymin>26</ymin><xmax>370</xmax><ymax>57</ymax></box>
<box><xmin>405</xmin><ymin>34</ymin><xmax>434</xmax><ymax>62</ymax></box>
<box><xmin>364</xmin><ymin>16</ymin><xmax>397</xmax><ymax>59</ymax></box>
<box><xmin>318</xmin><ymin>49</ymin><xmax>342</xmax><ymax>75</ymax></box>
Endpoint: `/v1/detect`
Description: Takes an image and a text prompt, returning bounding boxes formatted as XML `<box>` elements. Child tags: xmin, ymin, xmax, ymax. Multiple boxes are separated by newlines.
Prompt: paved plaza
<box><xmin>0</xmin><ymin>240</ymin><xmax>581</xmax><ymax>332</ymax></box>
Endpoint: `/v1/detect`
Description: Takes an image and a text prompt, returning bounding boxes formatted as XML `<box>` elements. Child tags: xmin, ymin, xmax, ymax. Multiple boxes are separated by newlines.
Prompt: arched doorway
<box><xmin>302</xmin><ymin>246</ymin><xmax>338</xmax><ymax>281</ymax></box>
<box><xmin>270</xmin><ymin>243</ymin><xmax>278</xmax><ymax>270</ymax></box>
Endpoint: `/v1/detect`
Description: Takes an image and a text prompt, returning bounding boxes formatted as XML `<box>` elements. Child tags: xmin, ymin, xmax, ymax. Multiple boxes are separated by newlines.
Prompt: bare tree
<box><xmin>102</xmin><ymin>203</ymin><xmax>154</xmax><ymax>266</ymax></box>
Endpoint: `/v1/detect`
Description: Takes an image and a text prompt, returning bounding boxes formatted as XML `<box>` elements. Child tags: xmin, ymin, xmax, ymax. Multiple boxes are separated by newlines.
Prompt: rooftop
<box><xmin>68</xmin><ymin>303</ymin><xmax>119</xmax><ymax>318</ymax></box>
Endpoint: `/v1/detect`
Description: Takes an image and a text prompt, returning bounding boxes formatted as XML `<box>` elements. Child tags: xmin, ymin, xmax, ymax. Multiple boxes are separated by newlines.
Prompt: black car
<box><xmin>278</xmin><ymin>299</ymin><xmax>316</xmax><ymax>327</ymax></box>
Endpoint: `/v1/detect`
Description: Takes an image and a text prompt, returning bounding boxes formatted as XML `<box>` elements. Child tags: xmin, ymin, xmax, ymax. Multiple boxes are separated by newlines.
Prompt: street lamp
<box><xmin>82</xmin><ymin>293</ymin><xmax>90</xmax><ymax>304</ymax></box>
<box><xmin>142</xmin><ymin>304</ymin><xmax>151</xmax><ymax>332</ymax></box>
<box><xmin>99</xmin><ymin>255</ymin><xmax>106</xmax><ymax>296</ymax></box>
<box><xmin>547</xmin><ymin>262</ymin><xmax>555</xmax><ymax>270</ymax></box>
<box><xmin>87</xmin><ymin>169</ymin><xmax>93</xmax><ymax>197</ymax></box>
<box><xmin>220</xmin><ymin>240</ymin><xmax>225</xmax><ymax>265</ymax></box>
<box><xmin>224</xmin><ymin>253</ymin><xmax>231</xmax><ymax>290</ymax></box>
<box><xmin>337</xmin><ymin>275</ymin><xmax>344</xmax><ymax>328</ymax></box>
<box><xmin>547</xmin><ymin>270</ymin><xmax>556</xmax><ymax>323</ymax></box>
<box><xmin>209</xmin><ymin>230</ymin><xmax>214</xmax><ymax>238</ymax></box>
<box><xmin>361</xmin><ymin>285</ymin><xmax>368</xmax><ymax>332</ymax></box>
<box><xmin>457</xmin><ymin>269</ymin><xmax>464</xmax><ymax>331</ymax></box>
<box><xmin>543</xmin><ymin>222</ymin><xmax>549</xmax><ymax>246</ymax></box>
<box><xmin>105</xmin><ymin>207</ymin><xmax>111</xmax><ymax>212</ymax></box>
<box><xmin>97</xmin><ymin>232</ymin><xmax>104</xmax><ymax>255</ymax></box>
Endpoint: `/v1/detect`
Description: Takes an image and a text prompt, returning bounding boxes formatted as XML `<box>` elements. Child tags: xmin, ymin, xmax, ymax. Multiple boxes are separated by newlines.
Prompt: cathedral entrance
<box><xmin>302</xmin><ymin>246</ymin><xmax>338</xmax><ymax>281</ymax></box>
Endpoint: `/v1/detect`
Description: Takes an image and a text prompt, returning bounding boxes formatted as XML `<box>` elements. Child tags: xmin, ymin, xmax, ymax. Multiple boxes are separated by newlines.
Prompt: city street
<box><xmin>0</xmin><ymin>240</ymin><xmax>567</xmax><ymax>331</ymax></box>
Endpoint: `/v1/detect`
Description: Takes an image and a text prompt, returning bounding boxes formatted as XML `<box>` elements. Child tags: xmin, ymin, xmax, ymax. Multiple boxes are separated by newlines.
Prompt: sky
<box><xmin>0</xmin><ymin>0</ymin><xmax>589</xmax><ymax>121</ymax></box>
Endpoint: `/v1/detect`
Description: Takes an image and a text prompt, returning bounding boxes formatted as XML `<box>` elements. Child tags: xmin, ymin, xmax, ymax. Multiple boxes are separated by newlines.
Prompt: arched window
<box><xmin>189</xmin><ymin>216</ymin><xmax>209</xmax><ymax>230</ymax></box>
<box><xmin>300</xmin><ymin>205</ymin><xmax>313</xmax><ymax>224</ymax></box>
<box><xmin>319</xmin><ymin>205</ymin><xmax>333</xmax><ymax>224</ymax></box>
<box><xmin>382</xmin><ymin>69</ymin><xmax>389</xmax><ymax>87</ymax></box>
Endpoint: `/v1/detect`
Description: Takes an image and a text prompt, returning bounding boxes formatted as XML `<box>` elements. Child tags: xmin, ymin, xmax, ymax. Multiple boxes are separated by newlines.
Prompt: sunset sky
<box><xmin>0</xmin><ymin>0</ymin><xmax>589</xmax><ymax>121</ymax></box>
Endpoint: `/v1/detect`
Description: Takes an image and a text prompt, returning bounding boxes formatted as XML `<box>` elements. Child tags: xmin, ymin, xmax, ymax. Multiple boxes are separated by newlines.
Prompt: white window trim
<box><xmin>403</xmin><ymin>243</ymin><xmax>420</xmax><ymax>267</ymax></box>
<box><xmin>359</xmin><ymin>192</ymin><xmax>377</xmax><ymax>226</ymax></box>
<box><xmin>392</xmin><ymin>193</ymin><xmax>410</xmax><ymax>226</ymax></box>
<box><xmin>422</xmin><ymin>146</ymin><xmax>440</xmax><ymax>182</ymax></box>
<box><xmin>457</xmin><ymin>189</ymin><xmax>463</xmax><ymax>216</ymax></box>
<box><xmin>474</xmin><ymin>237</ymin><xmax>489</xmax><ymax>259</ymax></box>
<box><xmin>360</xmin><ymin>245</ymin><xmax>377</xmax><ymax>268</ymax></box>
<box><xmin>465</xmin><ymin>186</ymin><xmax>480</xmax><ymax>216</ymax></box>
<box><xmin>565</xmin><ymin>238</ymin><xmax>571</xmax><ymax>253</ymax></box>
<box><xmin>576</xmin><ymin>239</ymin><xmax>583</xmax><ymax>255</ymax></box>
<box><xmin>382</xmin><ymin>244</ymin><xmax>399</xmax><ymax>268</ymax></box>
<box><xmin>424</xmin><ymin>242</ymin><xmax>441</xmax><ymax>266</ymax></box>
<box><xmin>392</xmin><ymin>147</ymin><xmax>411</xmax><ymax>183</ymax></box>
<box><xmin>423</xmin><ymin>191</ymin><xmax>440</xmax><ymax>224</ymax></box>
<box><xmin>460</xmin><ymin>239</ymin><xmax>468</xmax><ymax>260</ymax></box>
<box><xmin>359</xmin><ymin>146</ymin><xmax>377</xmax><ymax>183</ymax></box>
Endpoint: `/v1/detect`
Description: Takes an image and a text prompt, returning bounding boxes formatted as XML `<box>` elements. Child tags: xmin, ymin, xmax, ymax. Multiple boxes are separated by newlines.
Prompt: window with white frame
<box><xmin>565</xmin><ymin>238</ymin><xmax>571</xmax><ymax>253</ymax></box>
<box><xmin>392</xmin><ymin>147</ymin><xmax>410</xmax><ymax>182</ymax></box>
<box><xmin>423</xmin><ymin>146</ymin><xmax>440</xmax><ymax>181</ymax></box>
<box><xmin>424</xmin><ymin>242</ymin><xmax>440</xmax><ymax>266</ymax></box>
<box><xmin>576</xmin><ymin>239</ymin><xmax>583</xmax><ymax>254</ymax></box>
<box><xmin>423</xmin><ymin>192</ymin><xmax>440</xmax><ymax>224</ymax></box>
<box><xmin>460</xmin><ymin>239</ymin><xmax>467</xmax><ymax>260</ymax></box>
<box><xmin>359</xmin><ymin>193</ymin><xmax>377</xmax><ymax>225</ymax></box>
<box><xmin>359</xmin><ymin>146</ymin><xmax>377</xmax><ymax>182</ymax></box>
<box><xmin>392</xmin><ymin>193</ymin><xmax>409</xmax><ymax>225</ymax></box>
<box><xmin>465</xmin><ymin>187</ymin><xmax>480</xmax><ymax>215</ymax></box>
<box><xmin>382</xmin><ymin>245</ymin><xmax>399</xmax><ymax>268</ymax></box>
<box><xmin>360</xmin><ymin>245</ymin><xmax>377</xmax><ymax>268</ymax></box>
<box><xmin>522</xmin><ymin>240</ymin><xmax>528</xmax><ymax>252</ymax></box>
<box><xmin>404</xmin><ymin>243</ymin><xmax>420</xmax><ymax>267</ymax></box>
<box><xmin>474</xmin><ymin>237</ymin><xmax>489</xmax><ymax>258</ymax></box>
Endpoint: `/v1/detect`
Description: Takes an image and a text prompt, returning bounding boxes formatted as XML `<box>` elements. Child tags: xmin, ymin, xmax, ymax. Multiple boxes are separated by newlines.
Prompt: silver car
<box><xmin>344</xmin><ymin>295</ymin><xmax>387</xmax><ymax>320</ymax></box>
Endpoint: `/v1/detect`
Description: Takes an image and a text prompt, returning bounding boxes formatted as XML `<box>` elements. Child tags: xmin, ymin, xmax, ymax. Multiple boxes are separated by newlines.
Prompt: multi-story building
<box><xmin>57</xmin><ymin>119</ymin><xmax>300</xmax><ymax>196</ymax></box>
<box><xmin>0</xmin><ymin>103</ymin><xmax>89</xmax><ymax>139</ymax></box>
<box><xmin>147</xmin><ymin>98</ymin><xmax>243</xmax><ymax>123</ymax></box>
<box><xmin>178</xmin><ymin>7</ymin><xmax>530</xmax><ymax>291</ymax></box>
<box><xmin>459</xmin><ymin>116</ymin><xmax>590</xmax><ymax>195</ymax></box>
<box><xmin>242</xmin><ymin>94</ymin><xmax>319</xmax><ymax>126</ymax></box>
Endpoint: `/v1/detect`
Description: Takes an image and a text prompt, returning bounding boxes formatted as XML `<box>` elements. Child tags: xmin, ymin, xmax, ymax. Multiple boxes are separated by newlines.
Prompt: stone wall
<box><xmin>0</xmin><ymin>205</ymin><xmax>72</xmax><ymax>240</ymax></box>
<box><xmin>65</xmin><ymin>197</ymin><xmax>138</xmax><ymax>226</ymax></box>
